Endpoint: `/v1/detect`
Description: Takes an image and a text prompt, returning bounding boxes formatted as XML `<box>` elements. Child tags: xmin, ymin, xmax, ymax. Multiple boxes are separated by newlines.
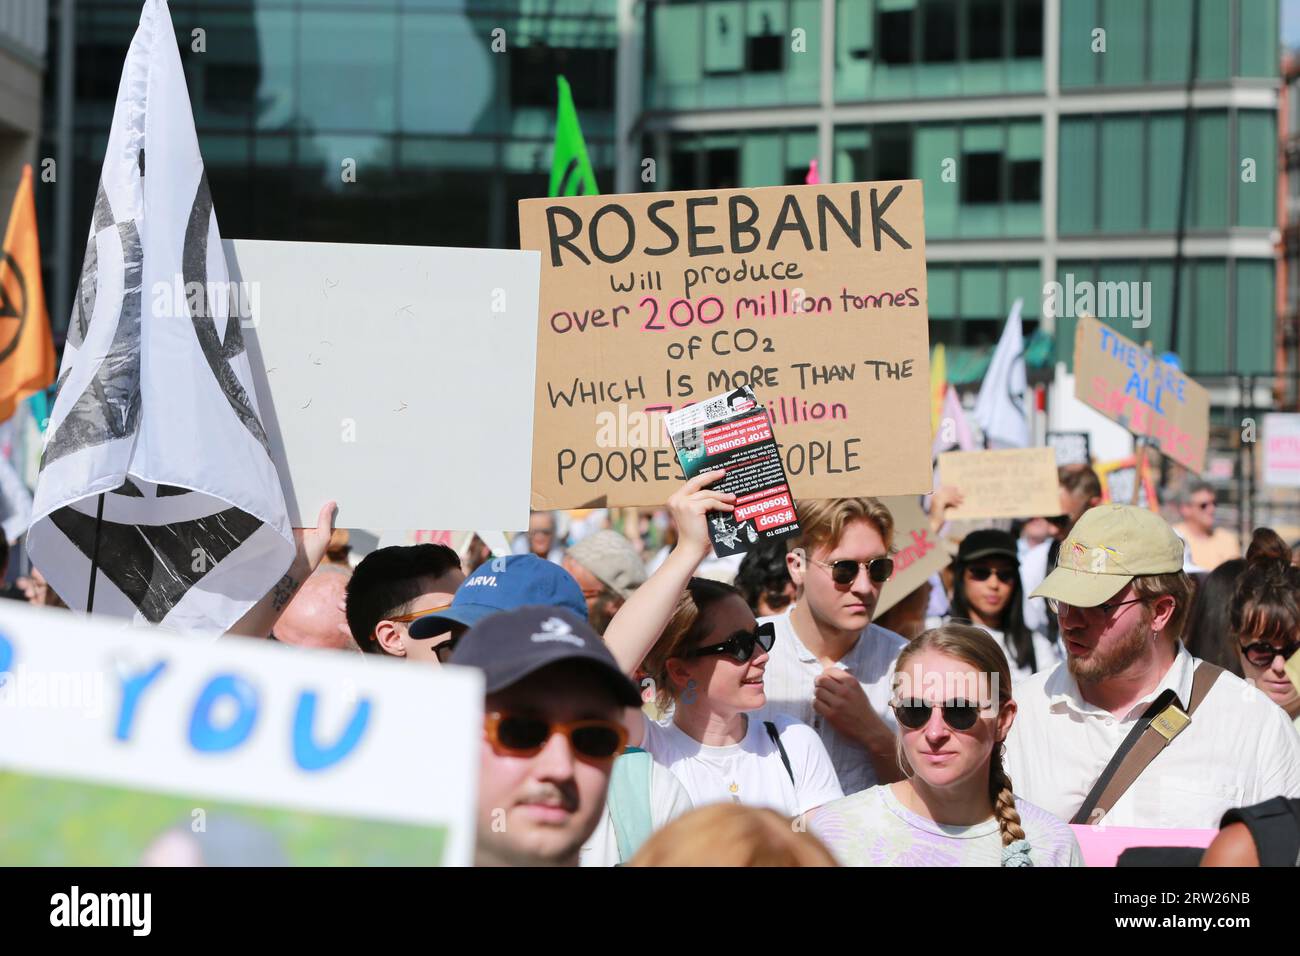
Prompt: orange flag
<box><xmin>0</xmin><ymin>164</ymin><xmax>55</xmax><ymax>423</ymax></box>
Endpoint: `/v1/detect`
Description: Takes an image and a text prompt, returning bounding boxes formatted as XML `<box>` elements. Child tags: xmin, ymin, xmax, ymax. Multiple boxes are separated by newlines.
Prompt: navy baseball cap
<box><xmin>452</xmin><ymin>606</ymin><xmax>642</xmax><ymax>707</ymax></box>
<box><xmin>409</xmin><ymin>554</ymin><xmax>587</xmax><ymax>639</ymax></box>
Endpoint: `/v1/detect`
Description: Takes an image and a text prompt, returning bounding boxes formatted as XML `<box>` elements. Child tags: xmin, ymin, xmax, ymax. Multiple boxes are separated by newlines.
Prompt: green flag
<box><xmin>548</xmin><ymin>75</ymin><xmax>599</xmax><ymax>197</ymax></box>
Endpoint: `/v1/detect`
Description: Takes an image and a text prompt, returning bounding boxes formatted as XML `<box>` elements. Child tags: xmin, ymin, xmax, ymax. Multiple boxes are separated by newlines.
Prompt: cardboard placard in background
<box><xmin>0</xmin><ymin>601</ymin><xmax>482</xmax><ymax>865</ymax></box>
<box><xmin>876</xmin><ymin>495</ymin><xmax>951</xmax><ymax>615</ymax></box>
<box><xmin>938</xmin><ymin>448</ymin><xmax>1061</xmax><ymax>520</ymax></box>
<box><xmin>1262</xmin><ymin>413</ymin><xmax>1300</xmax><ymax>488</ymax></box>
<box><xmin>519</xmin><ymin>181</ymin><xmax>933</xmax><ymax>508</ymax></box>
<box><xmin>1095</xmin><ymin>456</ymin><xmax>1160</xmax><ymax>511</ymax></box>
<box><xmin>1073</xmin><ymin>315</ymin><xmax>1209</xmax><ymax>473</ymax></box>
<box><xmin>227</xmin><ymin>239</ymin><xmax>541</xmax><ymax>531</ymax></box>
<box><xmin>1046</xmin><ymin>430</ymin><xmax>1091</xmax><ymax>466</ymax></box>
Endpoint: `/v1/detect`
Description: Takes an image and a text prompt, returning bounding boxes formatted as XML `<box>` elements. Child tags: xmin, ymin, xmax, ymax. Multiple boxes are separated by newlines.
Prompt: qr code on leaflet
<box><xmin>704</xmin><ymin>399</ymin><xmax>728</xmax><ymax>420</ymax></box>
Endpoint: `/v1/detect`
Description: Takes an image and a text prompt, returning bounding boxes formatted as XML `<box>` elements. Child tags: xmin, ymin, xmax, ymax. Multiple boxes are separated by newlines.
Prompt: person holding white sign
<box><xmin>603</xmin><ymin>471</ymin><xmax>843</xmax><ymax>818</ymax></box>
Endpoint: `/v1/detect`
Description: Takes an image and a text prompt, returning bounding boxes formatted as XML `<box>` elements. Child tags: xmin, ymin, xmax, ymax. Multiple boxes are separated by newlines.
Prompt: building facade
<box><xmin>632</xmin><ymin>0</ymin><xmax>1280</xmax><ymax>398</ymax></box>
<box><xmin>0</xmin><ymin>0</ymin><xmax>46</xmax><ymax>215</ymax></box>
<box><xmin>40</xmin><ymin>0</ymin><xmax>619</xmax><ymax>332</ymax></box>
<box><xmin>37</xmin><ymin>0</ymin><xmax>1283</xmax><ymax>436</ymax></box>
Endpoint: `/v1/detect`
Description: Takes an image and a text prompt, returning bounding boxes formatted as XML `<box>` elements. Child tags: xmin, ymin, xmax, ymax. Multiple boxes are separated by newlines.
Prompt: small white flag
<box><xmin>27</xmin><ymin>0</ymin><xmax>292</xmax><ymax>629</ymax></box>
<box><xmin>973</xmin><ymin>299</ymin><xmax>1030</xmax><ymax>449</ymax></box>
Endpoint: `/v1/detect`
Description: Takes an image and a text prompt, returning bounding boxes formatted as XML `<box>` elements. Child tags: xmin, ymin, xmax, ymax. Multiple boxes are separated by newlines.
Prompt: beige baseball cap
<box><xmin>1031</xmin><ymin>504</ymin><xmax>1185</xmax><ymax>608</ymax></box>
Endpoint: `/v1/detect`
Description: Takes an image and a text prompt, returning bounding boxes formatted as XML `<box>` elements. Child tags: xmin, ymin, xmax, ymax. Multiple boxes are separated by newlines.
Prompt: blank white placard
<box><xmin>225</xmin><ymin>238</ymin><xmax>540</xmax><ymax>531</ymax></box>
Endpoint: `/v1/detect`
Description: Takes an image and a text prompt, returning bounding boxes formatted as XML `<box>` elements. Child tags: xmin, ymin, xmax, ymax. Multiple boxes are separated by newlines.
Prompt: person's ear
<box><xmin>374</xmin><ymin>620</ymin><xmax>408</xmax><ymax>657</ymax></box>
<box><xmin>996</xmin><ymin>697</ymin><xmax>1017</xmax><ymax>742</ymax></box>
<box><xmin>787</xmin><ymin>547</ymin><xmax>807</xmax><ymax>589</ymax></box>
<box><xmin>1148</xmin><ymin>594</ymin><xmax>1177</xmax><ymax>636</ymax></box>
<box><xmin>665</xmin><ymin>657</ymin><xmax>694</xmax><ymax>697</ymax></box>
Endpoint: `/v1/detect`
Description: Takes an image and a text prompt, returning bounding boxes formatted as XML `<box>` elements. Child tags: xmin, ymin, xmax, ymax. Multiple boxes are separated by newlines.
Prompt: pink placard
<box><xmin>1069</xmin><ymin>825</ymin><xmax>1217</xmax><ymax>867</ymax></box>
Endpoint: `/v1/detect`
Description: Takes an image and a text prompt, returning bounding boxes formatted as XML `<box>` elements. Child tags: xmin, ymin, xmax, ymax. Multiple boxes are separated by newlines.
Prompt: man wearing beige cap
<box><xmin>1004</xmin><ymin>504</ymin><xmax>1300</xmax><ymax>829</ymax></box>
<box><xmin>562</xmin><ymin>530</ymin><xmax>648</xmax><ymax>635</ymax></box>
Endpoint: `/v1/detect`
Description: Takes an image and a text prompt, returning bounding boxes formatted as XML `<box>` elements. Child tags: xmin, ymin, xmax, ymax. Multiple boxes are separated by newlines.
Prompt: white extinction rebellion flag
<box><xmin>27</xmin><ymin>0</ymin><xmax>293</xmax><ymax>630</ymax></box>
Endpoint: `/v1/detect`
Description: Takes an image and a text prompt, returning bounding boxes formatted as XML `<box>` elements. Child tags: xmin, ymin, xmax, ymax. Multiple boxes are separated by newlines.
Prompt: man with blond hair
<box><xmin>759</xmin><ymin>497</ymin><xmax>906</xmax><ymax>795</ymax></box>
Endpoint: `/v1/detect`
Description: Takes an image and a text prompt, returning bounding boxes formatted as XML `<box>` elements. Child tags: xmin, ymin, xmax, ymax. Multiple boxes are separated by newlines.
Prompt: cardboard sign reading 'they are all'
<box><xmin>1073</xmin><ymin>316</ymin><xmax>1209</xmax><ymax>473</ymax></box>
<box><xmin>519</xmin><ymin>181</ymin><xmax>933</xmax><ymax>508</ymax></box>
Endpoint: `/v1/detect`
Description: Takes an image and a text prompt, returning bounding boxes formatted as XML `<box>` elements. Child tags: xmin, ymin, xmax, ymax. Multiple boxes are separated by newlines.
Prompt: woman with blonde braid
<box><xmin>807</xmin><ymin>624</ymin><xmax>1082</xmax><ymax>866</ymax></box>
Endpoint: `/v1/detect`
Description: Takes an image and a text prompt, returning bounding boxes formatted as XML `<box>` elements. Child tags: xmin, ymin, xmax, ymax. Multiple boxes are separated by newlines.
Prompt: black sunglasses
<box><xmin>1239</xmin><ymin>636</ymin><xmax>1300</xmax><ymax>669</ymax></box>
<box><xmin>682</xmin><ymin>622</ymin><xmax>776</xmax><ymax>663</ymax></box>
<box><xmin>966</xmin><ymin>566</ymin><xmax>1017</xmax><ymax>584</ymax></box>
<box><xmin>893</xmin><ymin>699</ymin><xmax>983</xmax><ymax>732</ymax></box>
<box><xmin>431</xmin><ymin>635</ymin><xmax>460</xmax><ymax>663</ymax></box>
<box><xmin>810</xmin><ymin>556</ymin><xmax>895</xmax><ymax>586</ymax></box>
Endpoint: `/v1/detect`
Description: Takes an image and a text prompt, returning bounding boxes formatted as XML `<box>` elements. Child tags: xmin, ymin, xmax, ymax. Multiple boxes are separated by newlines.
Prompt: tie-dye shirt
<box><xmin>808</xmin><ymin>783</ymin><xmax>1083</xmax><ymax>867</ymax></box>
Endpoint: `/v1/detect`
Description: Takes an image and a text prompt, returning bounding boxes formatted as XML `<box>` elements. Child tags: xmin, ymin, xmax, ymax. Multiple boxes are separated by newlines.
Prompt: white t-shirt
<box><xmin>759</xmin><ymin>609</ymin><xmax>906</xmax><ymax>796</ymax></box>
<box><xmin>1006</xmin><ymin>644</ymin><xmax>1300</xmax><ymax>828</ymax></box>
<box><xmin>580</xmin><ymin>757</ymin><xmax>693</xmax><ymax>867</ymax></box>
<box><xmin>640</xmin><ymin>711</ymin><xmax>843</xmax><ymax>817</ymax></box>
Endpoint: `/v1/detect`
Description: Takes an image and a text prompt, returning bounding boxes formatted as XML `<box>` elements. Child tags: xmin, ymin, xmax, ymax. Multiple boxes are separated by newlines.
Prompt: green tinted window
<box><xmin>1099</xmin><ymin>115</ymin><xmax>1143</xmax><ymax>232</ymax></box>
<box><xmin>1238</xmin><ymin>0</ymin><xmax>1278</xmax><ymax>77</ymax></box>
<box><xmin>1058</xmin><ymin>117</ymin><xmax>1096</xmax><ymax>234</ymax></box>
<box><xmin>1236</xmin><ymin>111</ymin><xmax>1277</xmax><ymax>227</ymax></box>
<box><xmin>1101</xmin><ymin>0</ymin><xmax>1145</xmax><ymax>86</ymax></box>
<box><xmin>1192</xmin><ymin>111</ymin><xmax>1229</xmax><ymax>229</ymax></box>
<box><xmin>1149</xmin><ymin>0</ymin><xmax>1191</xmax><ymax>83</ymax></box>
<box><xmin>1059</xmin><ymin>0</ymin><xmax>1098</xmax><ymax>87</ymax></box>
<box><xmin>1235</xmin><ymin>259</ymin><xmax>1274</xmax><ymax>371</ymax></box>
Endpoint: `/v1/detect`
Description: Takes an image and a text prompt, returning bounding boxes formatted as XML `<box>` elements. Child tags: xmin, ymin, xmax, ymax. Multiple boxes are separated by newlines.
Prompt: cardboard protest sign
<box><xmin>1046</xmin><ymin>430</ymin><xmax>1091</xmax><ymax>466</ymax></box>
<box><xmin>226</xmin><ymin>239</ymin><xmax>541</xmax><ymax>531</ymax></box>
<box><xmin>938</xmin><ymin>448</ymin><xmax>1060</xmax><ymax>520</ymax></box>
<box><xmin>1262</xmin><ymin>413</ymin><xmax>1300</xmax><ymax>488</ymax></box>
<box><xmin>1073</xmin><ymin>316</ymin><xmax>1209</xmax><ymax>473</ymax></box>
<box><xmin>0</xmin><ymin>602</ymin><xmax>482</xmax><ymax>865</ymax></box>
<box><xmin>1096</xmin><ymin>456</ymin><xmax>1159</xmax><ymax>511</ymax></box>
<box><xmin>664</xmin><ymin>386</ymin><xmax>799</xmax><ymax>557</ymax></box>
<box><xmin>876</xmin><ymin>495</ymin><xmax>950</xmax><ymax>615</ymax></box>
<box><xmin>519</xmin><ymin>181</ymin><xmax>932</xmax><ymax>508</ymax></box>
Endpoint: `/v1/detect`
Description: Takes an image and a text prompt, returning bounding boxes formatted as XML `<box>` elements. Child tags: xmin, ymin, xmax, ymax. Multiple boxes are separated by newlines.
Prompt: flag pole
<box><xmin>85</xmin><ymin>492</ymin><xmax>105</xmax><ymax>612</ymax></box>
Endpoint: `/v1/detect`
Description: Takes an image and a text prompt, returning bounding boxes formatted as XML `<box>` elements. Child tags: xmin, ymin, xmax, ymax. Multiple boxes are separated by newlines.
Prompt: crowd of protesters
<box><xmin>9</xmin><ymin>466</ymin><xmax>1300</xmax><ymax>867</ymax></box>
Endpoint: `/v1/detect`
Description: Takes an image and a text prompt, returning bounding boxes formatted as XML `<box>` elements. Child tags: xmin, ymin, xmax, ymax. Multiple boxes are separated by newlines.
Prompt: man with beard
<box><xmin>1005</xmin><ymin>505</ymin><xmax>1300</xmax><ymax>829</ymax></box>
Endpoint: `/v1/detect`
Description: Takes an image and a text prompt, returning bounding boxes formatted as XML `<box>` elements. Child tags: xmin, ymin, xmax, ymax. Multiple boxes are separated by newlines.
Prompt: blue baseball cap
<box><xmin>409</xmin><ymin>554</ymin><xmax>587</xmax><ymax>639</ymax></box>
<box><xmin>452</xmin><ymin>606</ymin><xmax>642</xmax><ymax>707</ymax></box>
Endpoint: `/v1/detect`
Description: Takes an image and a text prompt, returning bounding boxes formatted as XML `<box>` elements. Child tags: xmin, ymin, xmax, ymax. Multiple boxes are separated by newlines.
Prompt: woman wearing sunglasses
<box><xmin>1228</xmin><ymin>530</ymin><xmax>1300</xmax><ymax>730</ymax></box>
<box><xmin>807</xmin><ymin>623</ymin><xmax>1081</xmax><ymax>866</ymax></box>
<box><xmin>934</xmin><ymin>530</ymin><xmax>1060</xmax><ymax>685</ymax></box>
<box><xmin>604</xmin><ymin>471</ymin><xmax>844</xmax><ymax>817</ymax></box>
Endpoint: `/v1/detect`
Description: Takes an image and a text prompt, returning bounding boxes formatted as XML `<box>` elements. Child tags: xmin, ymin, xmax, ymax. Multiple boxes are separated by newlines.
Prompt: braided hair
<box><xmin>895</xmin><ymin>623</ymin><xmax>1030</xmax><ymax>865</ymax></box>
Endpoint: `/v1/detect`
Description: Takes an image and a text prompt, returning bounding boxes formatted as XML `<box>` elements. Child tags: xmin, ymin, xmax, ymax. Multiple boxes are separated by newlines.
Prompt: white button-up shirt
<box><xmin>1005</xmin><ymin>644</ymin><xmax>1300</xmax><ymax>829</ymax></box>
<box><xmin>758</xmin><ymin>608</ymin><xmax>906</xmax><ymax>796</ymax></box>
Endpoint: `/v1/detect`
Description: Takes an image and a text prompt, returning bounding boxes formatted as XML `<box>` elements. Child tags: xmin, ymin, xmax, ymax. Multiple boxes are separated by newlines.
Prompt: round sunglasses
<box><xmin>483</xmin><ymin>712</ymin><xmax>628</xmax><ymax>761</ymax></box>
<box><xmin>1239</xmin><ymin>635</ymin><xmax>1300</xmax><ymax>669</ymax></box>
<box><xmin>682</xmin><ymin>621</ymin><xmax>776</xmax><ymax>663</ymax></box>
<box><xmin>893</xmin><ymin>699</ymin><xmax>984</xmax><ymax>732</ymax></box>
<box><xmin>809</xmin><ymin>556</ymin><xmax>895</xmax><ymax>586</ymax></box>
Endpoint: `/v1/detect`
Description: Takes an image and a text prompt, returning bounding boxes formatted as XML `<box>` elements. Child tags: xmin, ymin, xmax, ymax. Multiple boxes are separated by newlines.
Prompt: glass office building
<box><xmin>41</xmin><ymin>0</ymin><xmax>1281</xmax><ymax>387</ymax></box>
<box><xmin>637</xmin><ymin>0</ymin><xmax>1280</xmax><ymax>381</ymax></box>
<box><xmin>41</xmin><ymin>0</ymin><xmax>618</xmax><ymax>330</ymax></box>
